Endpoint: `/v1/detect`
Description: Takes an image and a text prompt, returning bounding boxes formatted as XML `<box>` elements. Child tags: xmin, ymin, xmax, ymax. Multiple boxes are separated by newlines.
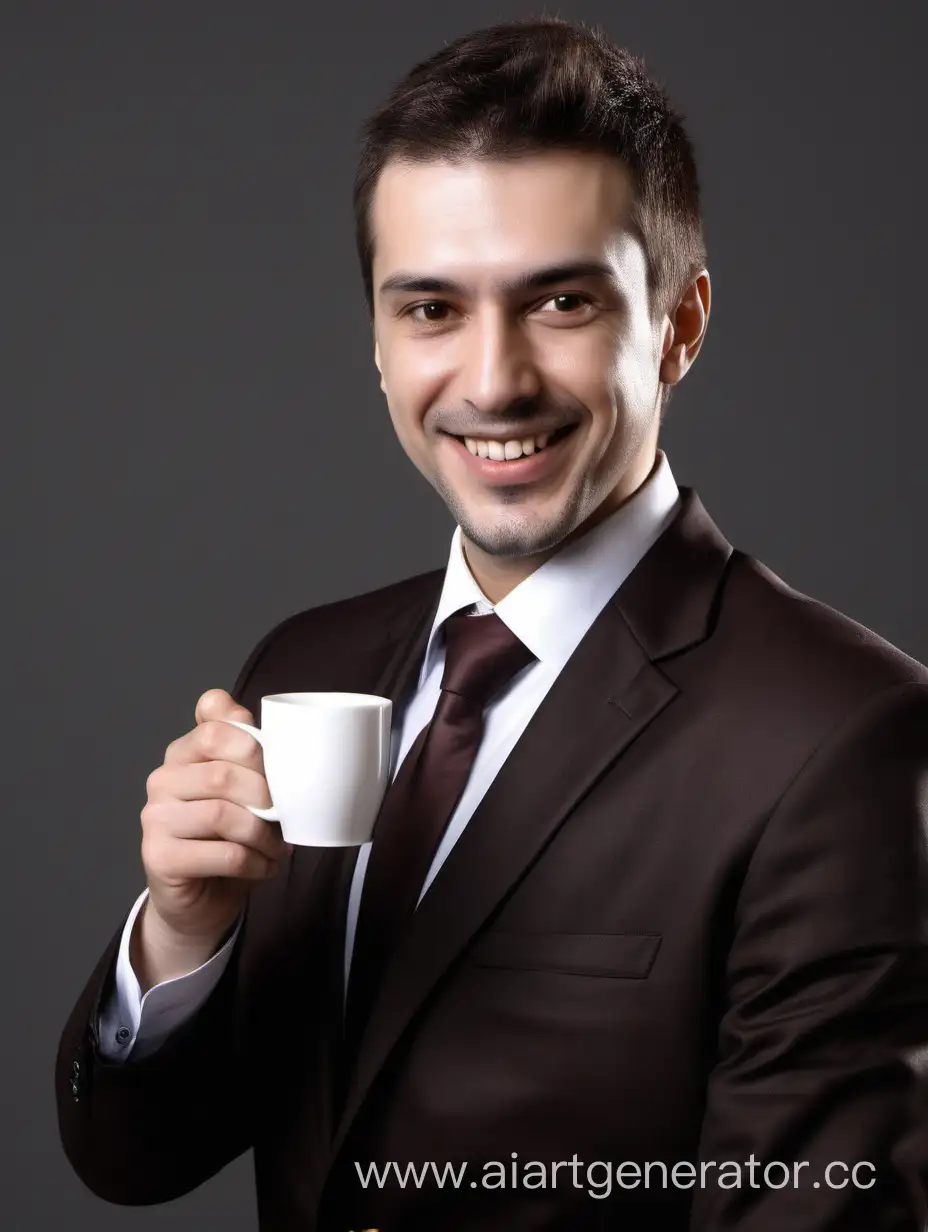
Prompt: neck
<box><xmin>461</xmin><ymin>540</ymin><xmax>557</xmax><ymax>607</ymax></box>
<box><xmin>462</xmin><ymin>450</ymin><xmax>660</xmax><ymax>605</ymax></box>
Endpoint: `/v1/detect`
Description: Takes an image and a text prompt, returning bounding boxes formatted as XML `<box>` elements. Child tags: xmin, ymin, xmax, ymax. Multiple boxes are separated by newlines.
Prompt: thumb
<box><xmin>195</xmin><ymin>687</ymin><xmax>254</xmax><ymax>727</ymax></box>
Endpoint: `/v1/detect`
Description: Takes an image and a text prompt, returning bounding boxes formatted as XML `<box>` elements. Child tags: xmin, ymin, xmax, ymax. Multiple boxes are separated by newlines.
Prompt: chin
<box><xmin>456</xmin><ymin>500</ymin><xmax>586</xmax><ymax>559</ymax></box>
<box><xmin>432</xmin><ymin>463</ymin><xmax>591</xmax><ymax>555</ymax></box>
<box><xmin>470</xmin><ymin>531</ymin><xmax>566</xmax><ymax>559</ymax></box>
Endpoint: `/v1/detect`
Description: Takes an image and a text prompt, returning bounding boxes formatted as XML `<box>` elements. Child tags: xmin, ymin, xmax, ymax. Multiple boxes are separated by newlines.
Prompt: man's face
<box><xmin>370</xmin><ymin>150</ymin><xmax>670</xmax><ymax>559</ymax></box>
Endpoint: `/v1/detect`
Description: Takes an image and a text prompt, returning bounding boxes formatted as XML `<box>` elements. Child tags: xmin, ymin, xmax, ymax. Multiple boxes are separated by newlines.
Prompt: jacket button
<box><xmin>116</xmin><ymin>1026</ymin><xmax>131</xmax><ymax>1045</ymax></box>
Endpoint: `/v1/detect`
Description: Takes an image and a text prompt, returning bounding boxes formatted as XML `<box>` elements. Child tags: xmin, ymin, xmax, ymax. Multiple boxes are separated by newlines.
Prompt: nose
<box><xmin>458</xmin><ymin>307</ymin><xmax>542</xmax><ymax>415</ymax></box>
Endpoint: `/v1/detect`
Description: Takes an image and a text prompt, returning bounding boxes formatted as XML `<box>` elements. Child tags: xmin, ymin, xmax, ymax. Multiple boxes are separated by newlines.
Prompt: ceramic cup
<box><xmin>220</xmin><ymin>691</ymin><xmax>392</xmax><ymax>846</ymax></box>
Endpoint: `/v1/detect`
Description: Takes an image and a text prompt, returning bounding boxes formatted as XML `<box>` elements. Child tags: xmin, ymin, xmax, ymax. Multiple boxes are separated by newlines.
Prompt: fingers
<box><xmin>146</xmin><ymin>759</ymin><xmax>272</xmax><ymax>810</ymax></box>
<box><xmin>165</xmin><ymin>717</ymin><xmax>264</xmax><ymax>769</ymax></box>
<box><xmin>162</xmin><ymin>688</ymin><xmax>259</xmax><ymax>765</ymax></box>
<box><xmin>141</xmin><ymin>796</ymin><xmax>289</xmax><ymax>863</ymax></box>
<box><xmin>195</xmin><ymin>687</ymin><xmax>253</xmax><ymax>728</ymax></box>
<box><xmin>142</xmin><ymin>834</ymin><xmax>281</xmax><ymax>883</ymax></box>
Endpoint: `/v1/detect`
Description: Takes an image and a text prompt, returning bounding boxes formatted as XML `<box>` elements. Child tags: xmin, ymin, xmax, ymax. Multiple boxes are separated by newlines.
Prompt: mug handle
<box><xmin>218</xmin><ymin>718</ymin><xmax>280</xmax><ymax>822</ymax></box>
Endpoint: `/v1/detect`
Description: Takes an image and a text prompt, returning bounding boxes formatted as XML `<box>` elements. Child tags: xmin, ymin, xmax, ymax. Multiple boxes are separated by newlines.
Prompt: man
<box><xmin>56</xmin><ymin>16</ymin><xmax>928</xmax><ymax>1232</ymax></box>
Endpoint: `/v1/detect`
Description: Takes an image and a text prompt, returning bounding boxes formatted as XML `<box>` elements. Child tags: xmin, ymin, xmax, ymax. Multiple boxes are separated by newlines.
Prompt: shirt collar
<box><xmin>419</xmin><ymin>450</ymin><xmax>681</xmax><ymax>685</ymax></box>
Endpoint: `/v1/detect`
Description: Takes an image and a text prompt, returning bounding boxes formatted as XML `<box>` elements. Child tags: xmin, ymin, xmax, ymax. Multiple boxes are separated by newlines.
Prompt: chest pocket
<box><xmin>469</xmin><ymin>930</ymin><xmax>661</xmax><ymax>978</ymax></box>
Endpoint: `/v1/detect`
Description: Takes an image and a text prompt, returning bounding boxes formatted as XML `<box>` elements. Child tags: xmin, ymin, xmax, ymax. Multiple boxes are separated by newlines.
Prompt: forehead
<box><xmin>370</xmin><ymin>151</ymin><xmax>642</xmax><ymax>287</ymax></box>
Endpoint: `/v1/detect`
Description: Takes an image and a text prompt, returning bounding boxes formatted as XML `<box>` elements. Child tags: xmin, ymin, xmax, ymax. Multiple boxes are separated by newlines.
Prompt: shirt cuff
<box><xmin>96</xmin><ymin>887</ymin><xmax>243</xmax><ymax>1062</ymax></box>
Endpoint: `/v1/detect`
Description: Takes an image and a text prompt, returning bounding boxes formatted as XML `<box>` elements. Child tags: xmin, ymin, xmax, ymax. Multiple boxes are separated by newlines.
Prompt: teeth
<box><xmin>463</xmin><ymin>431</ymin><xmax>553</xmax><ymax>459</ymax></box>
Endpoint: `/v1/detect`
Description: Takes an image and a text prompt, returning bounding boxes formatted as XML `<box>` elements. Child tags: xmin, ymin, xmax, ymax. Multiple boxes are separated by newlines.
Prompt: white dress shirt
<box><xmin>98</xmin><ymin>452</ymin><xmax>680</xmax><ymax>1061</ymax></box>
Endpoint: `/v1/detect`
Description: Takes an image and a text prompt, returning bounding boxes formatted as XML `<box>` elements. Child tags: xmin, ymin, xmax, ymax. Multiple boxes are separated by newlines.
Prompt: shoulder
<box><xmin>725</xmin><ymin>550</ymin><xmax>926</xmax><ymax>685</ymax></box>
<box><xmin>711</xmin><ymin>548</ymin><xmax>928</xmax><ymax>750</ymax></box>
<box><xmin>670</xmin><ymin>548</ymin><xmax>928</xmax><ymax>865</ymax></box>
<box><xmin>260</xmin><ymin>567</ymin><xmax>443</xmax><ymax>645</ymax></box>
<box><xmin>230</xmin><ymin>567</ymin><xmax>444</xmax><ymax>695</ymax></box>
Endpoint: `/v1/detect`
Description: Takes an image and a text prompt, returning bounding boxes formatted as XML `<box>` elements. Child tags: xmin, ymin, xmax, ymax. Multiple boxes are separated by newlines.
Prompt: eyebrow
<box><xmin>378</xmin><ymin>259</ymin><xmax>620</xmax><ymax>299</ymax></box>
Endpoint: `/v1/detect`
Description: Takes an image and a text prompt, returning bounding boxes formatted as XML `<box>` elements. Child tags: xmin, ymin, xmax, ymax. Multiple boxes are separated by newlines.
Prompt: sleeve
<box><xmin>690</xmin><ymin>681</ymin><xmax>928</xmax><ymax>1231</ymax></box>
<box><xmin>54</xmin><ymin>619</ymin><xmax>287</xmax><ymax>1205</ymax></box>
<box><xmin>96</xmin><ymin>888</ymin><xmax>243</xmax><ymax>1063</ymax></box>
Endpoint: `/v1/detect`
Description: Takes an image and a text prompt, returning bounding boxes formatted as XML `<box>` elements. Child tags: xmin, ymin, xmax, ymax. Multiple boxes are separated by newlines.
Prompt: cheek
<box><xmin>555</xmin><ymin>328</ymin><xmax>630</xmax><ymax>406</ymax></box>
<box><xmin>381</xmin><ymin>371</ymin><xmax>433</xmax><ymax>463</ymax></box>
<box><xmin>382</xmin><ymin>337</ymin><xmax>448</xmax><ymax>418</ymax></box>
<box><xmin>383</xmin><ymin>393</ymin><xmax>415</xmax><ymax>447</ymax></box>
<box><xmin>603</xmin><ymin>331</ymin><xmax>661</xmax><ymax>417</ymax></box>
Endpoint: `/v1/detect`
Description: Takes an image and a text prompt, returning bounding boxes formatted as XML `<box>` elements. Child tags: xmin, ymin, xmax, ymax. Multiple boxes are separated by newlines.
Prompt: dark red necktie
<box><xmin>342</xmin><ymin>609</ymin><xmax>536</xmax><ymax>1068</ymax></box>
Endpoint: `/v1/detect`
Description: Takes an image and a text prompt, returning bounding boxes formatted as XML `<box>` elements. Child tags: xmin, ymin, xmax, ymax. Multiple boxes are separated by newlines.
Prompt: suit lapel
<box><xmin>325</xmin><ymin>487</ymin><xmax>734</xmax><ymax>1167</ymax></box>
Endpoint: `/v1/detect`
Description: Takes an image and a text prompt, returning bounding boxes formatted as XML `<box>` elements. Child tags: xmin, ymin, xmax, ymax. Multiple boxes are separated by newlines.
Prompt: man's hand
<box><xmin>132</xmin><ymin>688</ymin><xmax>291</xmax><ymax>989</ymax></box>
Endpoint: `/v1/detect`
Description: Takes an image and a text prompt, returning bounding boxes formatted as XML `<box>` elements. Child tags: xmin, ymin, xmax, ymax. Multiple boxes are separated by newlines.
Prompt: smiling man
<box><xmin>370</xmin><ymin>150</ymin><xmax>697</xmax><ymax>596</ymax></box>
<box><xmin>57</xmin><ymin>16</ymin><xmax>928</xmax><ymax>1232</ymax></box>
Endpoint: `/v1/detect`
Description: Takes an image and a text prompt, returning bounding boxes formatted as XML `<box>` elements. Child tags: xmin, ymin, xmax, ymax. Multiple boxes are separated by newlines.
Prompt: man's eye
<box><xmin>537</xmin><ymin>292</ymin><xmax>593</xmax><ymax>315</ymax></box>
<box><xmin>404</xmin><ymin>294</ymin><xmax>592</xmax><ymax>325</ymax></box>
<box><xmin>407</xmin><ymin>301</ymin><xmax>452</xmax><ymax>323</ymax></box>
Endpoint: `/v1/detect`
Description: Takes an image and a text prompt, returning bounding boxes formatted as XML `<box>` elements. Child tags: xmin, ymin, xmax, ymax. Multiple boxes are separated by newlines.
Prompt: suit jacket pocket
<box><xmin>470</xmin><ymin>930</ymin><xmax>662</xmax><ymax>978</ymax></box>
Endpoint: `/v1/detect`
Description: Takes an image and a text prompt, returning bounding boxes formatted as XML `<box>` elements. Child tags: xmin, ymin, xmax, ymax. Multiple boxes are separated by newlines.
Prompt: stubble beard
<box><xmin>433</xmin><ymin>470</ymin><xmax>589</xmax><ymax>560</ymax></box>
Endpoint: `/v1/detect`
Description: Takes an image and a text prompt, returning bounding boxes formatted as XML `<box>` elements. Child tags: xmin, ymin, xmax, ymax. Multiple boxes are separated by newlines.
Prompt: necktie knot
<box><xmin>440</xmin><ymin>610</ymin><xmax>535</xmax><ymax>705</ymax></box>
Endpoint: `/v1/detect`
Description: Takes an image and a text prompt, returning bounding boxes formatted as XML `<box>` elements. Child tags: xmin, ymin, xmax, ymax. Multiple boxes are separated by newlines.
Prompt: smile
<box><xmin>445</xmin><ymin>423</ymin><xmax>580</xmax><ymax>485</ymax></box>
<box><xmin>461</xmin><ymin>424</ymin><xmax>577</xmax><ymax>459</ymax></box>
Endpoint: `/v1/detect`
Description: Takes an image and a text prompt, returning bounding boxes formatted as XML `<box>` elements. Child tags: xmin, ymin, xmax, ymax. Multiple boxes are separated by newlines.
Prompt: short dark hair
<box><xmin>354</xmin><ymin>16</ymin><xmax>706</xmax><ymax>323</ymax></box>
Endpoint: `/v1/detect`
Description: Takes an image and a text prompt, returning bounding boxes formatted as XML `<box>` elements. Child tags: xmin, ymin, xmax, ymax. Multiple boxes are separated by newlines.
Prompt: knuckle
<box><xmin>242</xmin><ymin>814</ymin><xmax>272</xmax><ymax>851</ymax></box>
<box><xmin>222</xmin><ymin>844</ymin><xmax>251</xmax><ymax>876</ymax></box>
<box><xmin>140</xmin><ymin>832</ymin><xmax>165</xmax><ymax>874</ymax></box>
<box><xmin>163</xmin><ymin>734</ymin><xmax>186</xmax><ymax>762</ymax></box>
<box><xmin>201</xmin><ymin>797</ymin><xmax>227</xmax><ymax>830</ymax></box>
<box><xmin>197</xmin><ymin>721</ymin><xmax>228</xmax><ymax>760</ymax></box>
<box><xmin>140</xmin><ymin>799</ymin><xmax>165</xmax><ymax>833</ymax></box>
<box><xmin>206</xmin><ymin>760</ymin><xmax>232</xmax><ymax>795</ymax></box>
<box><xmin>196</xmin><ymin>688</ymin><xmax>227</xmax><ymax>719</ymax></box>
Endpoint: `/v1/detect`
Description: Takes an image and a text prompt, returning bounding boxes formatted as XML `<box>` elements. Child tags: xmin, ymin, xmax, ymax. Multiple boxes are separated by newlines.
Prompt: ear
<box><xmin>373</xmin><ymin>337</ymin><xmax>385</xmax><ymax>392</ymax></box>
<box><xmin>658</xmin><ymin>270</ymin><xmax>711</xmax><ymax>389</ymax></box>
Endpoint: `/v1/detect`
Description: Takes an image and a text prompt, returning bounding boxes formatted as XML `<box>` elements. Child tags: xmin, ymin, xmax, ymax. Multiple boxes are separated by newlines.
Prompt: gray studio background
<box><xmin>8</xmin><ymin>0</ymin><xmax>927</xmax><ymax>1228</ymax></box>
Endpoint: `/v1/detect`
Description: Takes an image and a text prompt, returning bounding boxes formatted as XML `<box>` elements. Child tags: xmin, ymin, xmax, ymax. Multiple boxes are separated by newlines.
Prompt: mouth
<box><xmin>442</xmin><ymin>422</ymin><xmax>581</xmax><ymax>485</ymax></box>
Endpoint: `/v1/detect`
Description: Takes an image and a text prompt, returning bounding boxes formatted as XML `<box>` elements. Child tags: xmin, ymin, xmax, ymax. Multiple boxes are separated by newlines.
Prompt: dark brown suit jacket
<box><xmin>56</xmin><ymin>488</ymin><xmax>928</xmax><ymax>1231</ymax></box>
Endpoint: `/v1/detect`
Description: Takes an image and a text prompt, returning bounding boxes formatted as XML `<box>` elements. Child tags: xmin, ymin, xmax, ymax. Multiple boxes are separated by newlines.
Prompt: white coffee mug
<box><xmin>220</xmin><ymin>692</ymin><xmax>392</xmax><ymax>846</ymax></box>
